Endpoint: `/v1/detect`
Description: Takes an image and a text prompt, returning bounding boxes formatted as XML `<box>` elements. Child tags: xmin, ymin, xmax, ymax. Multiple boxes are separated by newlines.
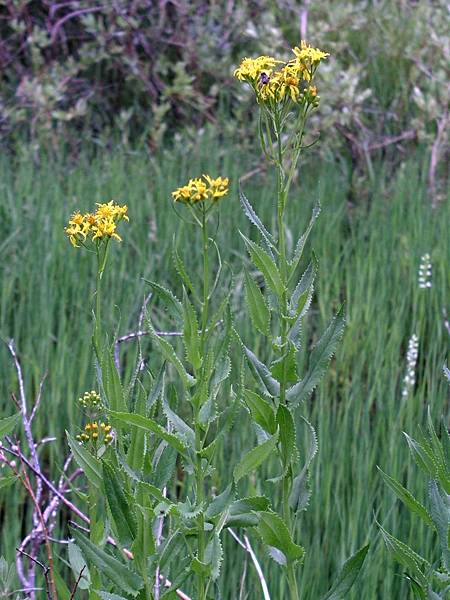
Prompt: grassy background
<box><xmin>0</xmin><ymin>133</ymin><xmax>448</xmax><ymax>597</ymax></box>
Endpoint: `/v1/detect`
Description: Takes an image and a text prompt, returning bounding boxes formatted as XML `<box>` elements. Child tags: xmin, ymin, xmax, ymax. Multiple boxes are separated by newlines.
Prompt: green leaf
<box><xmin>241</xmin><ymin>233</ymin><xmax>284</xmax><ymax>298</ymax></box>
<box><xmin>68</xmin><ymin>542</ymin><xmax>91</xmax><ymax>590</ymax></box>
<box><xmin>289</xmin><ymin>258</ymin><xmax>316</xmax><ymax>317</ymax></box>
<box><xmin>0</xmin><ymin>475</ymin><xmax>19</xmax><ymax>490</ymax></box>
<box><xmin>378</xmin><ymin>467</ymin><xmax>434</xmax><ymax>529</ymax></box>
<box><xmin>150</xmin><ymin>444</ymin><xmax>177</xmax><ymax>489</ymax></box>
<box><xmin>404</xmin><ymin>433</ymin><xmax>437</xmax><ymax>478</ymax></box>
<box><xmin>147</xmin><ymin>364</ymin><xmax>165</xmax><ymax>412</ymax></box>
<box><xmin>321</xmin><ymin>544</ymin><xmax>369</xmax><ymax>600</ymax></box>
<box><xmin>287</xmin><ymin>307</ymin><xmax>345</xmax><ymax>407</ymax></box>
<box><xmin>182</xmin><ymin>288</ymin><xmax>202</xmax><ymax>370</ymax></box>
<box><xmin>289</xmin><ymin>417</ymin><xmax>318</xmax><ymax>513</ymax></box>
<box><xmin>0</xmin><ymin>413</ymin><xmax>20</xmax><ymax>438</ymax></box>
<box><xmin>53</xmin><ymin>570</ymin><xmax>71</xmax><ymax>600</ymax></box>
<box><xmin>146</xmin><ymin>319</ymin><xmax>196</xmax><ymax>388</ymax></box>
<box><xmin>239</xmin><ymin>185</ymin><xmax>275</xmax><ymax>254</ymax></box>
<box><xmin>270</xmin><ymin>343</ymin><xmax>298</xmax><ymax>384</ymax></box>
<box><xmin>99</xmin><ymin>594</ymin><xmax>128</xmax><ymax>600</ymax></box>
<box><xmin>276</xmin><ymin>404</ymin><xmax>296</xmax><ymax>468</ymax></box>
<box><xmin>244</xmin><ymin>270</ymin><xmax>271</xmax><ymax>337</ymax></box>
<box><xmin>102</xmin><ymin>347</ymin><xmax>127</xmax><ymax>413</ymax></box>
<box><xmin>258</xmin><ymin>512</ymin><xmax>304</xmax><ymax>563</ymax></box>
<box><xmin>109</xmin><ymin>412</ymin><xmax>185</xmax><ymax>454</ymax></box>
<box><xmin>66</xmin><ymin>431</ymin><xmax>102</xmax><ymax>488</ymax></box>
<box><xmin>243</xmin><ymin>345</ymin><xmax>280</xmax><ymax>397</ymax></box>
<box><xmin>379</xmin><ymin>524</ymin><xmax>429</xmax><ymax>590</ymax></box>
<box><xmin>172</xmin><ymin>242</ymin><xmax>200</xmax><ymax>304</ymax></box>
<box><xmin>428</xmin><ymin>480</ymin><xmax>450</xmax><ymax>570</ymax></box>
<box><xmin>243</xmin><ymin>389</ymin><xmax>276</xmax><ymax>435</ymax></box>
<box><xmin>103</xmin><ymin>461</ymin><xmax>136</xmax><ymax>547</ymax></box>
<box><xmin>144</xmin><ymin>280</ymin><xmax>183</xmax><ymax>325</ymax></box>
<box><xmin>70</xmin><ymin>528</ymin><xmax>143</xmax><ymax>596</ymax></box>
<box><xmin>127</xmin><ymin>386</ymin><xmax>146</xmax><ymax>473</ymax></box>
<box><xmin>289</xmin><ymin>202</ymin><xmax>321</xmax><ymax>270</ymax></box>
<box><xmin>163</xmin><ymin>393</ymin><xmax>196</xmax><ymax>449</ymax></box>
<box><xmin>205</xmin><ymin>533</ymin><xmax>223</xmax><ymax>580</ymax></box>
<box><xmin>233</xmin><ymin>432</ymin><xmax>279</xmax><ymax>483</ymax></box>
<box><xmin>206</xmin><ymin>484</ymin><xmax>235</xmax><ymax>519</ymax></box>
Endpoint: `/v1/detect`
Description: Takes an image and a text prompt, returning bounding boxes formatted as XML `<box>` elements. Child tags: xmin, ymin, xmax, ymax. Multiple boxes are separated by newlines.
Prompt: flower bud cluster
<box><xmin>79</xmin><ymin>390</ymin><xmax>102</xmax><ymax>410</ymax></box>
<box><xmin>418</xmin><ymin>253</ymin><xmax>432</xmax><ymax>289</ymax></box>
<box><xmin>76</xmin><ymin>421</ymin><xmax>114</xmax><ymax>445</ymax></box>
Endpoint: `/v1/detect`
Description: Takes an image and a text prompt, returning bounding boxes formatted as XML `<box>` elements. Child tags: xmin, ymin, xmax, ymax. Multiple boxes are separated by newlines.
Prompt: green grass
<box><xmin>0</xmin><ymin>135</ymin><xmax>448</xmax><ymax>598</ymax></box>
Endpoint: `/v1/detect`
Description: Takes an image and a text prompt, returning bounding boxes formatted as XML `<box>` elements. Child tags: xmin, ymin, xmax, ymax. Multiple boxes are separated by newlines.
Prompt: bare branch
<box><xmin>228</xmin><ymin>530</ymin><xmax>271</xmax><ymax>600</ymax></box>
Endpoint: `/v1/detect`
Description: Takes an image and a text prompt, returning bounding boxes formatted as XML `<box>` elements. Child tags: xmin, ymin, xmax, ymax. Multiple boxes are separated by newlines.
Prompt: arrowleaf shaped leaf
<box><xmin>144</xmin><ymin>280</ymin><xmax>183</xmax><ymax>325</ymax></box>
<box><xmin>239</xmin><ymin>185</ymin><xmax>276</xmax><ymax>255</ymax></box>
<box><xmin>241</xmin><ymin>233</ymin><xmax>284</xmax><ymax>298</ymax></box>
<box><xmin>103</xmin><ymin>461</ymin><xmax>136</xmax><ymax>547</ymax></box>
<box><xmin>182</xmin><ymin>288</ymin><xmax>202</xmax><ymax>371</ymax></box>
<box><xmin>66</xmin><ymin>431</ymin><xmax>102</xmax><ymax>488</ymax></box>
<box><xmin>244</xmin><ymin>269</ymin><xmax>271</xmax><ymax>337</ymax></box>
<box><xmin>258</xmin><ymin>512</ymin><xmax>304</xmax><ymax>563</ymax></box>
<box><xmin>321</xmin><ymin>544</ymin><xmax>369</xmax><ymax>600</ymax></box>
<box><xmin>0</xmin><ymin>413</ymin><xmax>20</xmax><ymax>438</ymax></box>
<box><xmin>243</xmin><ymin>389</ymin><xmax>277</xmax><ymax>435</ymax></box>
<box><xmin>234</xmin><ymin>431</ymin><xmax>279</xmax><ymax>483</ymax></box>
<box><xmin>109</xmin><ymin>411</ymin><xmax>186</xmax><ymax>454</ymax></box>
<box><xmin>243</xmin><ymin>345</ymin><xmax>280</xmax><ymax>397</ymax></box>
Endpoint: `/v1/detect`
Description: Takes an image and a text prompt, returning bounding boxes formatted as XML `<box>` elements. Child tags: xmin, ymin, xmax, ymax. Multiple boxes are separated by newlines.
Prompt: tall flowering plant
<box><xmin>233</xmin><ymin>43</ymin><xmax>368</xmax><ymax>599</ymax></box>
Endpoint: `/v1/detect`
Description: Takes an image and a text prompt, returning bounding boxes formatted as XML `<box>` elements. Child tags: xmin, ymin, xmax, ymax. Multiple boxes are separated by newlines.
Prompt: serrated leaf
<box><xmin>270</xmin><ymin>343</ymin><xmax>298</xmax><ymax>384</ymax></box>
<box><xmin>109</xmin><ymin>411</ymin><xmax>185</xmax><ymax>454</ymax></box>
<box><xmin>68</xmin><ymin>542</ymin><xmax>91</xmax><ymax>590</ymax></box>
<box><xmin>103</xmin><ymin>461</ymin><xmax>136</xmax><ymax>547</ymax></box>
<box><xmin>378</xmin><ymin>467</ymin><xmax>434</xmax><ymax>529</ymax></box>
<box><xmin>99</xmin><ymin>593</ymin><xmax>128</xmax><ymax>600</ymax></box>
<box><xmin>276</xmin><ymin>404</ymin><xmax>296</xmax><ymax>468</ymax></box>
<box><xmin>66</xmin><ymin>431</ymin><xmax>102</xmax><ymax>488</ymax></box>
<box><xmin>224</xmin><ymin>495</ymin><xmax>270</xmax><ymax>528</ymax></box>
<box><xmin>244</xmin><ymin>270</ymin><xmax>271</xmax><ymax>337</ymax></box>
<box><xmin>404</xmin><ymin>433</ymin><xmax>437</xmax><ymax>478</ymax></box>
<box><xmin>172</xmin><ymin>242</ymin><xmax>200</xmax><ymax>304</ymax></box>
<box><xmin>146</xmin><ymin>318</ymin><xmax>196</xmax><ymax>388</ymax></box>
<box><xmin>289</xmin><ymin>202</ymin><xmax>321</xmax><ymax>270</ymax></box>
<box><xmin>241</xmin><ymin>233</ymin><xmax>284</xmax><ymax>298</ymax></box>
<box><xmin>206</xmin><ymin>484</ymin><xmax>235</xmax><ymax>519</ymax></box>
<box><xmin>151</xmin><ymin>443</ymin><xmax>177</xmax><ymax>489</ymax></box>
<box><xmin>258</xmin><ymin>512</ymin><xmax>304</xmax><ymax>562</ymax></box>
<box><xmin>287</xmin><ymin>307</ymin><xmax>345</xmax><ymax>407</ymax></box>
<box><xmin>428</xmin><ymin>480</ymin><xmax>450</xmax><ymax>570</ymax></box>
<box><xmin>321</xmin><ymin>544</ymin><xmax>369</xmax><ymax>600</ymax></box>
<box><xmin>127</xmin><ymin>385</ymin><xmax>146</xmax><ymax>473</ymax></box>
<box><xmin>289</xmin><ymin>258</ymin><xmax>317</xmax><ymax>317</ymax></box>
<box><xmin>102</xmin><ymin>347</ymin><xmax>127</xmax><ymax>412</ymax></box>
<box><xmin>182</xmin><ymin>288</ymin><xmax>202</xmax><ymax>370</ymax></box>
<box><xmin>0</xmin><ymin>413</ymin><xmax>20</xmax><ymax>438</ymax></box>
<box><xmin>205</xmin><ymin>532</ymin><xmax>223</xmax><ymax>580</ymax></box>
<box><xmin>0</xmin><ymin>475</ymin><xmax>19</xmax><ymax>489</ymax></box>
<box><xmin>234</xmin><ymin>432</ymin><xmax>279</xmax><ymax>483</ymax></box>
<box><xmin>243</xmin><ymin>345</ymin><xmax>280</xmax><ymax>397</ymax></box>
<box><xmin>70</xmin><ymin>528</ymin><xmax>143</xmax><ymax>596</ymax></box>
<box><xmin>379</xmin><ymin>524</ymin><xmax>429</xmax><ymax>590</ymax></box>
<box><xmin>147</xmin><ymin>364</ymin><xmax>165</xmax><ymax>412</ymax></box>
<box><xmin>243</xmin><ymin>389</ymin><xmax>276</xmax><ymax>435</ymax></box>
<box><xmin>163</xmin><ymin>394</ymin><xmax>195</xmax><ymax>449</ymax></box>
<box><xmin>144</xmin><ymin>280</ymin><xmax>183</xmax><ymax>324</ymax></box>
<box><xmin>239</xmin><ymin>185</ymin><xmax>275</xmax><ymax>254</ymax></box>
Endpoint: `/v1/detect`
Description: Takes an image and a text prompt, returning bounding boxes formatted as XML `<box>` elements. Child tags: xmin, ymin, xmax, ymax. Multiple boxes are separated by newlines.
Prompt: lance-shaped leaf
<box><xmin>289</xmin><ymin>257</ymin><xmax>317</xmax><ymax>318</ymax></box>
<box><xmin>289</xmin><ymin>201</ymin><xmax>321</xmax><ymax>270</ymax></box>
<box><xmin>172</xmin><ymin>241</ymin><xmax>201</xmax><ymax>305</ymax></box>
<box><xmin>379</xmin><ymin>524</ymin><xmax>429</xmax><ymax>590</ymax></box>
<box><xmin>404</xmin><ymin>433</ymin><xmax>437</xmax><ymax>479</ymax></box>
<box><xmin>258</xmin><ymin>512</ymin><xmax>304</xmax><ymax>563</ymax></box>
<box><xmin>0</xmin><ymin>413</ymin><xmax>20</xmax><ymax>438</ymax></box>
<box><xmin>428</xmin><ymin>480</ymin><xmax>450</xmax><ymax>570</ymax></box>
<box><xmin>239</xmin><ymin>185</ymin><xmax>276</xmax><ymax>255</ymax></box>
<box><xmin>146</xmin><ymin>318</ymin><xmax>196</xmax><ymax>388</ymax></box>
<box><xmin>234</xmin><ymin>431</ymin><xmax>279</xmax><ymax>483</ymax></box>
<box><xmin>289</xmin><ymin>417</ymin><xmax>318</xmax><ymax>513</ymax></box>
<box><xmin>378</xmin><ymin>467</ymin><xmax>434</xmax><ymax>529</ymax></box>
<box><xmin>321</xmin><ymin>544</ymin><xmax>369</xmax><ymax>600</ymax></box>
<box><xmin>244</xmin><ymin>345</ymin><xmax>280</xmax><ymax>397</ymax></box>
<box><xmin>103</xmin><ymin>461</ymin><xmax>137</xmax><ymax>547</ymax></box>
<box><xmin>70</xmin><ymin>528</ymin><xmax>143</xmax><ymax>596</ymax></box>
<box><xmin>243</xmin><ymin>389</ymin><xmax>276</xmax><ymax>435</ymax></box>
<box><xmin>270</xmin><ymin>343</ymin><xmax>298</xmax><ymax>384</ymax></box>
<box><xmin>182</xmin><ymin>288</ymin><xmax>202</xmax><ymax>371</ymax></box>
<box><xmin>66</xmin><ymin>431</ymin><xmax>102</xmax><ymax>488</ymax></box>
<box><xmin>147</xmin><ymin>364</ymin><xmax>165</xmax><ymax>412</ymax></box>
<box><xmin>205</xmin><ymin>532</ymin><xmax>223</xmax><ymax>580</ymax></box>
<box><xmin>241</xmin><ymin>233</ymin><xmax>284</xmax><ymax>298</ymax></box>
<box><xmin>163</xmin><ymin>393</ymin><xmax>196</xmax><ymax>449</ymax></box>
<box><xmin>102</xmin><ymin>347</ymin><xmax>127</xmax><ymax>412</ymax></box>
<box><xmin>68</xmin><ymin>542</ymin><xmax>91</xmax><ymax>590</ymax></box>
<box><xmin>144</xmin><ymin>280</ymin><xmax>183</xmax><ymax>325</ymax></box>
<box><xmin>206</xmin><ymin>484</ymin><xmax>235</xmax><ymax>519</ymax></box>
<box><xmin>109</xmin><ymin>411</ymin><xmax>186</xmax><ymax>454</ymax></box>
<box><xmin>287</xmin><ymin>307</ymin><xmax>345</xmax><ymax>407</ymax></box>
<box><xmin>225</xmin><ymin>496</ymin><xmax>271</xmax><ymax>528</ymax></box>
<box><xmin>127</xmin><ymin>385</ymin><xmax>146</xmax><ymax>473</ymax></box>
<box><xmin>276</xmin><ymin>404</ymin><xmax>296</xmax><ymax>468</ymax></box>
<box><xmin>244</xmin><ymin>269</ymin><xmax>271</xmax><ymax>337</ymax></box>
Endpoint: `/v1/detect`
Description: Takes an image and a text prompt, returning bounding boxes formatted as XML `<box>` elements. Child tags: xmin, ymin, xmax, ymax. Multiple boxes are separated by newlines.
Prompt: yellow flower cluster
<box><xmin>78</xmin><ymin>390</ymin><xmax>102</xmax><ymax>410</ymax></box>
<box><xmin>234</xmin><ymin>41</ymin><xmax>328</xmax><ymax>106</ymax></box>
<box><xmin>76</xmin><ymin>421</ymin><xmax>114</xmax><ymax>445</ymax></box>
<box><xmin>172</xmin><ymin>175</ymin><xmax>229</xmax><ymax>205</ymax></box>
<box><xmin>65</xmin><ymin>201</ymin><xmax>129</xmax><ymax>247</ymax></box>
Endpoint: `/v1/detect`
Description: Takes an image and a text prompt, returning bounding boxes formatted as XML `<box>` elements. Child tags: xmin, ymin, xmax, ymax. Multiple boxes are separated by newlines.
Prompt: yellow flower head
<box><xmin>172</xmin><ymin>175</ymin><xmax>229</xmax><ymax>205</ymax></box>
<box><xmin>234</xmin><ymin>42</ymin><xmax>328</xmax><ymax>107</ymax></box>
<box><xmin>65</xmin><ymin>201</ymin><xmax>129</xmax><ymax>247</ymax></box>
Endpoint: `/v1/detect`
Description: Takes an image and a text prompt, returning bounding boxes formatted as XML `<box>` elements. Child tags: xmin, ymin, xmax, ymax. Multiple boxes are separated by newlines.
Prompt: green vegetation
<box><xmin>0</xmin><ymin>132</ymin><xmax>448</xmax><ymax>597</ymax></box>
